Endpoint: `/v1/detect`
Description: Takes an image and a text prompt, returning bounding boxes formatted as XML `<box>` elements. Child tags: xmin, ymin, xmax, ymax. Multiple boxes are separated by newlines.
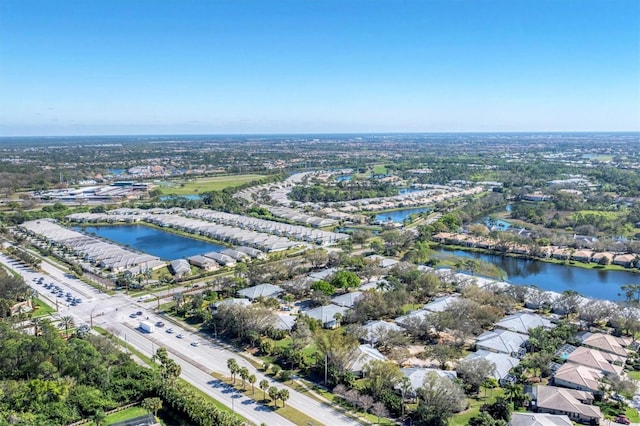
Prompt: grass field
<box><xmin>104</xmin><ymin>406</ymin><xmax>149</xmax><ymax>424</ymax></box>
<box><xmin>159</xmin><ymin>174</ymin><xmax>265</xmax><ymax>195</ymax></box>
<box><xmin>32</xmin><ymin>297</ymin><xmax>56</xmax><ymax>317</ymax></box>
<box><xmin>450</xmin><ymin>388</ymin><xmax>505</xmax><ymax>426</ymax></box>
<box><xmin>372</xmin><ymin>165</ymin><xmax>388</xmax><ymax>175</ymax></box>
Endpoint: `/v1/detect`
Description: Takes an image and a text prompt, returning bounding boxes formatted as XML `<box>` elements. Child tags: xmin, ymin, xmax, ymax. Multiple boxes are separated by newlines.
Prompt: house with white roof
<box><xmin>331</xmin><ymin>291</ymin><xmax>364</xmax><ymax>308</ymax></box>
<box><xmin>361</xmin><ymin>320</ymin><xmax>404</xmax><ymax>345</ymax></box>
<box><xmin>169</xmin><ymin>259</ymin><xmax>191</xmax><ymax>278</ymax></box>
<box><xmin>509</xmin><ymin>413</ymin><xmax>572</xmax><ymax>426</ymax></box>
<box><xmin>463</xmin><ymin>350</ymin><xmax>520</xmax><ymax>380</ymax></box>
<box><xmin>302</xmin><ymin>304</ymin><xmax>349</xmax><ymax>329</ymax></box>
<box><xmin>237</xmin><ymin>284</ymin><xmax>283</xmax><ymax>301</ymax></box>
<box><xmin>475</xmin><ymin>329</ymin><xmax>528</xmax><ymax>355</ymax></box>
<box><xmin>348</xmin><ymin>344</ymin><xmax>387</xmax><ymax>375</ymax></box>
<box><xmin>494</xmin><ymin>312</ymin><xmax>555</xmax><ymax>335</ymax></box>
<box><xmin>399</xmin><ymin>368</ymin><xmax>457</xmax><ymax>398</ymax></box>
<box><xmin>423</xmin><ymin>295</ymin><xmax>459</xmax><ymax>313</ymax></box>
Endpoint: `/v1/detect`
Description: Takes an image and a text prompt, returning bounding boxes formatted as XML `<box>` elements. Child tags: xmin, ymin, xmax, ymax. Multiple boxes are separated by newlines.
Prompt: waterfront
<box><xmin>374</xmin><ymin>206</ymin><xmax>430</xmax><ymax>223</ymax></box>
<box><xmin>74</xmin><ymin>225</ymin><xmax>226</xmax><ymax>261</ymax></box>
<box><xmin>436</xmin><ymin>248</ymin><xmax>640</xmax><ymax>301</ymax></box>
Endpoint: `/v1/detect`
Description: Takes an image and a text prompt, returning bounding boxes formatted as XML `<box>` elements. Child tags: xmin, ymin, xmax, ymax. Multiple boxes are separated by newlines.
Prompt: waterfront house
<box><xmin>613</xmin><ymin>253</ymin><xmax>636</xmax><ymax>268</ymax></box>
<box><xmin>169</xmin><ymin>259</ymin><xmax>191</xmax><ymax>278</ymax></box>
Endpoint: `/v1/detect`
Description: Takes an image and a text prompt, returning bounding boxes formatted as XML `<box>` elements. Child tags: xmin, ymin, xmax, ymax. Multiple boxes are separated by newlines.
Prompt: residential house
<box><xmin>509</xmin><ymin>413</ymin><xmax>572</xmax><ymax>426</ymax></box>
<box><xmin>169</xmin><ymin>259</ymin><xmax>191</xmax><ymax>278</ymax></box>
<box><xmin>553</xmin><ymin>363</ymin><xmax>604</xmax><ymax>395</ymax></box>
<box><xmin>475</xmin><ymin>329</ymin><xmax>528</xmax><ymax>355</ymax></box>
<box><xmin>591</xmin><ymin>252</ymin><xmax>614</xmax><ymax>265</ymax></box>
<box><xmin>565</xmin><ymin>346</ymin><xmax>625</xmax><ymax>377</ymax></box>
<box><xmin>398</xmin><ymin>368</ymin><xmax>457</xmax><ymax>398</ymax></box>
<box><xmin>463</xmin><ymin>350</ymin><xmax>520</xmax><ymax>380</ymax></box>
<box><xmin>613</xmin><ymin>253</ymin><xmax>636</xmax><ymax>268</ymax></box>
<box><xmin>237</xmin><ymin>283</ymin><xmax>283</xmax><ymax>301</ymax></box>
<box><xmin>571</xmin><ymin>250</ymin><xmax>593</xmax><ymax>263</ymax></box>
<box><xmin>423</xmin><ymin>295</ymin><xmax>459</xmax><ymax>313</ymax></box>
<box><xmin>348</xmin><ymin>344</ymin><xmax>387</xmax><ymax>376</ymax></box>
<box><xmin>331</xmin><ymin>291</ymin><xmax>364</xmax><ymax>308</ymax></box>
<box><xmin>494</xmin><ymin>312</ymin><xmax>555</xmax><ymax>335</ymax></box>
<box><xmin>361</xmin><ymin>320</ymin><xmax>404</xmax><ymax>345</ymax></box>
<box><xmin>302</xmin><ymin>304</ymin><xmax>349</xmax><ymax>329</ymax></box>
<box><xmin>187</xmin><ymin>255</ymin><xmax>219</xmax><ymax>271</ymax></box>
<box><xmin>532</xmin><ymin>385</ymin><xmax>602</xmax><ymax>425</ymax></box>
<box><xmin>577</xmin><ymin>332</ymin><xmax>631</xmax><ymax>358</ymax></box>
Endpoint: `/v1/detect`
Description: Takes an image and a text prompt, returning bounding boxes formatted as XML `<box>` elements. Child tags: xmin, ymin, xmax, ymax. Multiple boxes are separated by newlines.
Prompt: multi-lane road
<box><xmin>1</xmin><ymin>254</ymin><xmax>360</xmax><ymax>426</ymax></box>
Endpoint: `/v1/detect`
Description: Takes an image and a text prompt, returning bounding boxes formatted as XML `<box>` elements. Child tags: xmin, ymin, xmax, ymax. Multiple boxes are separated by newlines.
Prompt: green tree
<box><xmin>142</xmin><ymin>397</ymin><xmax>163</xmax><ymax>417</ymax></box>
<box><xmin>259</xmin><ymin>379</ymin><xmax>269</xmax><ymax>401</ymax></box>
<box><xmin>248</xmin><ymin>374</ymin><xmax>257</xmax><ymax>394</ymax></box>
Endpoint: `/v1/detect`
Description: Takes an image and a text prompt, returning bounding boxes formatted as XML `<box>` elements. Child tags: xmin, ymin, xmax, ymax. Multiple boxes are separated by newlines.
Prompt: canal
<box><xmin>74</xmin><ymin>225</ymin><xmax>226</xmax><ymax>261</ymax></box>
<box><xmin>435</xmin><ymin>248</ymin><xmax>640</xmax><ymax>301</ymax></box>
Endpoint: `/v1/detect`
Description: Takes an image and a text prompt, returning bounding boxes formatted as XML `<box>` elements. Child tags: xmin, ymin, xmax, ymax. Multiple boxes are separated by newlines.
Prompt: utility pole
<box><xmin>324</xmin><ymin>354</ymin><xmax>328</xmax><ymax>386</ymax></box>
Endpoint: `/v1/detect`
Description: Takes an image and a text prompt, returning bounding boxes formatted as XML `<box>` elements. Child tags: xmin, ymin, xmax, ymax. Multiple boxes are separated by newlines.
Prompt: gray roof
<box><xmin>361</xmin><ymin>320</ymin><xmax>404</xmax><ymax>344</ymax></box>
<box><xmin>423</xmin><ymin>295</ymin><xmax>459</xmax><ymax>313</ymax></box>
<box><xmin>303</xmin><ymin>304</ymin><xmax>348</xmax><ymax>325</ymax></box>
<box><xmin>348</xmin><ymin>344</ymin><xmax>387</xmax><ymax>373</ymax></box>
<box><xmin>495</xmin><ymin>312</ymin><xmax>555</xmax><ymax>335</ymax></box>
<box><xmin>331</xmin><ymin>291</ymin><xmax>364</xmax><ymax>307</ymax></box>
<box><xmin>400</xmin><ymin>368</ymin><xmax>457</xmax><ymax>394</ymax></box>
<box><xmin>170</xmin><ymin>259</ymin><xmax>191</xmax><ymax>275</ymax></box>
<box><xmin>237</xmin><ymin>284</ymin><xmax>283</xmax><ymax>300</ymax></box>
<box><xmin>476</xmin><ymin>329</ymin><xmax>528</xmax><ymax>354</ymax></box>
<box><xmin>463</xmin><ymin>349</ymin><xmax>520</xmax><ymax>380</ymax></box>
<box><xmin>509</xmin><ymin>413</ymin><xmax>572</xmax><ymax>426</ymax></box>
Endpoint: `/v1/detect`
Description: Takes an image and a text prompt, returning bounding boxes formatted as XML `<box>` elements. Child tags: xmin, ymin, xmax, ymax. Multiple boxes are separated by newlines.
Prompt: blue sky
<box><xmin>1</xmin><ymin>0</ymin><xmax>638</xmax><ymax>135</ymax></box>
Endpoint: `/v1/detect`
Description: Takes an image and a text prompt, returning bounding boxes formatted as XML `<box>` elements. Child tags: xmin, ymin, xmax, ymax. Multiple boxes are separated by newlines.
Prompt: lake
<box><xmin>74</xmin><ymin>225</ymin><xmax>226</xmax><ymax>261</ymax></box>
<box><xmin>435</xmin><ymin>248</ymin><xmax>640</xmax><ymax>301</ymax></box>
<box><xmin>375</xmin><ymin>207</ymin><xmax>430</xmax><ymax>223</ymax></box>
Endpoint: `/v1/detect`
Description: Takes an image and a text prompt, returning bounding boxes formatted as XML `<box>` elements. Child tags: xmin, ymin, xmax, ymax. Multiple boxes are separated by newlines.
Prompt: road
<box><xmin>1</xmin><ymin>254</ymin><xmax>359</xmax><ymax>426</ymax></box>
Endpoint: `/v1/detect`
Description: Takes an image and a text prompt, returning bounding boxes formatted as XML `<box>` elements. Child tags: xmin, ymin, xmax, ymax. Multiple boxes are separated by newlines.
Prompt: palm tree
<box><xmin>259</xmin><ymin>379</ymin><xmax>269</xmax><ymax>401</ymax></box>
<box><xmin>278</xmin><ymin>389</ymin><xmax>290</xmax><ymax>407</ymax></box>
<box><xmin>239</xmin><ymin>367</ymin><xmax>249</xmax><ymax>390</ymax></box>
<box><xmin>504</xmin><ymin>383</ymin><xmax>525</xmax><ymax>407</ymax></box>
<box><xmin>92</xmin><ymin>409</ymin><xmax>106</xmax><ymax>426</ymax></box>
<box><xmin>58</xmin><ymin>315</ymin><xmax>75</xmax><ymax>337</ymax></box>
<box><xmin>142</xmin><ymin>397</ymin><xmax>163</xmax><ymax>417</ymax></box>
<box><xmin>268</xmin><ymin>386</ymin><xmax>279</xmax><ymax>407</ymax></box>
<box><xmin>31</xmin><ymin>317</ymin><xmax>44</xmax><ymax>336</ymax></box>
<box><xmin>248</xmin><ymin>374</ymin><xmax>257</xmax><ymax>394</ymax></box>
<box><xmin>227</xmin><ymin>358</ymin><xmax>239</xmax><ymax>384</ymax></box>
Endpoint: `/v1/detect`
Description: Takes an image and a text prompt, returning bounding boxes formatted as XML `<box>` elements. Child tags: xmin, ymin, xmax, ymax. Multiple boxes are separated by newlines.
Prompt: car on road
<box><xmin>176</xmin><ymin>333</ymin><xmax>184</xmax><ymax>339</ymax></box>
<box><xmin>190</xmin><ymin>341</ymin><xmax>199</xmax><ymax>347</ymax></box>
<box><xmin>129</xmin><ymin>313</ymin><xmax>137</xmax><ymax>318</ymax></box>
<box><xmin>155</xmin><ymin>321</ymin><xmax>165</xmax><ymax>327</ymax></box>
<box><xmin>136</xmin><ymin>311</ymin><xmax>143</xmax><ymax>316</ymax></box>
<box><xmin>165</xmin><ymin>328</ymin><xmax>174</xmax><ymax>334</ymax></box>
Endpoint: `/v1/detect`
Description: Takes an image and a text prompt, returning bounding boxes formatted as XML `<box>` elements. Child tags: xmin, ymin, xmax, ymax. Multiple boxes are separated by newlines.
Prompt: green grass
<box><xmin>450</xmin><ymin>389</ymin><xmax>505</xmax><ymax>426</ymax></box>
<box><xmin>32</xmin><ymin>297</ymin><xmax>56</xmax><ymax>317</ymax></box>
<box><xmin>626</xmin><ymin>406</ymin><xmax>640</xmax><ymax>422</ymax></box>
<box><xmin>105</xmin><ymin>406</ymin><xmax>149</xmax><ymax>424</ymax></box>
<box><xmin>627</xmin><ymin>370</ymin><xmax>640</xmax><ymax>381</ymax></box>
<box><xmin>372</xmin><ymin>165</ymin><xmax>387</xmax><ymax>175</ymax></box>
<box><xmin>159</xmin><ymin>174</ymin><xmax>266</xmax><ymax>195</ymax></box>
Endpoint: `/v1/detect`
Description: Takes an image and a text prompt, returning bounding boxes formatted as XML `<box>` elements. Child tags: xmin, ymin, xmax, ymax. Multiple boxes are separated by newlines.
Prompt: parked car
<box><xmin>615</xmin><ymin>415</ymin><xmax>630</xmax><ymax>425</ymax></box>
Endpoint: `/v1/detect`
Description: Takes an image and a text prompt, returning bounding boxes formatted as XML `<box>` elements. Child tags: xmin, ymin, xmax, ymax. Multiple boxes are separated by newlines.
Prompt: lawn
<box><xmin>372</xmin><ymin>165</ymin><xmax>388</xmax><ymax>175</ymax></box>
<box><xmin>104</xmin><ymin>406</ymin><xmax>149</xmax><ymax>424</ymax></box>
<box><xmin>159</xmin><ymin>174</ymin><xmax>266</xmax><ymax>195</ymax></box>
<box><xmin>450</xmin><ymin>388</ymin><xmax>505</xmax><ymax>426</ymax></box>
<box><xmin>32</xmin><ymin>297</ymin><xmax>56</xmax><ymax>317</ymax></box>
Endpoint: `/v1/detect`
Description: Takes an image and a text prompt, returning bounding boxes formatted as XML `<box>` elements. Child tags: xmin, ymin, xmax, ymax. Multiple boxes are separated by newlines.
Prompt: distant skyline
<box><xmin>1</xmin><ymin>0</ymin><xmax>638</xmax><ymax>136</ymax></box>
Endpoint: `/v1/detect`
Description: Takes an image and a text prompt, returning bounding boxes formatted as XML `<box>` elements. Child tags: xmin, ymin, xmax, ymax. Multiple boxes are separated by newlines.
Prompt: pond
<box><xmin>374</xmin><ymin>207</ymin><xmax>430</xmax><ymax>223</ymax></box>
<box><xmin>74</xmin><ymin>225</ymin><xmax>226</xmax><ymax>261</ymax></box>
<box><xmin>335</xmin><ymin>175</ymin><xmax>352</xmax><ymax>182</ymax></box>
<box><xmin>434</xmin><ymin>248</ymin><xmax>640</xmax><ymax>301</ymax></box>
<box><xmin>159</xmin><ymin>194</ymin><xmax>202</xmax><ymax>201</ymax></box>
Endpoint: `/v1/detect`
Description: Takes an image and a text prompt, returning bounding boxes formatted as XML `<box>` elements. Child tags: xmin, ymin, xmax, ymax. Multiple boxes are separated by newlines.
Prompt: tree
<box><xmin>480</xmin><ymin>396</ymin><xmax>512</xmax><ymax>422</ymax></box>
<box><xmin>239</xmin><ymin>366</ymin><xmax>249</xmax><ymax>389</ymax></box>
<box><xmin>363</xmin><ymin>360</ymin><xmax>403</xmax><ymax>400</ymax></box>
<box><xmin>227</xmin><ymin>358</ymin><xmax>239</xmax><ymax>384</ymax></box>
<box><xmin>504</xmin><ymin>383</ymin><xmax>527</xmax><ymax>407</ymax></box>
<box><xmin>468</xmin><ymin>411</ymin><xmax>507</xmax><ymax>426</ymax></box>
<box><xmin>358</xmin><ymin>394</ymin><xmax>374</xmax><ymax>413</ymax></box>
<box><xmin>426</xmin><ymin>343</ymin><xmax>461</xmax><ymax>370</ymax></box>
<box><xmin>331</xmin><ymin>270</ymin><xmax>361</xmax><ymax>289</ymax></box>
<box><xmin>259</xmin><ymin>379</ymin><xmax>269</xmax><ymax>401</ymax></box>
<box><xmin>92</xmin><ymin>409</ymin><xmax>106</xmax><ymax>426</ymax></box>
<box><xmin>248</xmin><ymin>374</ymin><xmax>257</xmax><ymax>394</ymax></box>
<box><xmin>371</xmin><ymin>401</ymin><xmax>389</xmax><ymax>425</ymax></box>
<box><xmin>278</xmin><ymin>388</ymin><xmax>290</xmax><ymax>407</ymax></box>
<box><xmin>414</xmin><ymin>372</ymin><xmax>466</xmax><ymax>426</ymax></box>
<box><xmin>304</xmin><ymin>248</ymin><xmax>329</xmax><ymax>269</ymax></box>
<box><xmin>456</xmin><ymin>358</ymin><xmax>497</xmax><ymax>394</ymax></box>
<box><xmin>142</xmin><ymin>397</ymin><xmax>163</xmax><ymax>417</ymax></box>
<box><xmin>268</xmin><ymin>386</ymin><xmax>279</xmax><ymax>407</ymax></box>
<box><xmin>58</xmin><ymin>315</ymin><xmax>75</xmax><ymax>338</ymax></box>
